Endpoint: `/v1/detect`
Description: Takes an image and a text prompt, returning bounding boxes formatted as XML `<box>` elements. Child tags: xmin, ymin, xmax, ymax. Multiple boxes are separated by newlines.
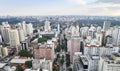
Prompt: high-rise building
<box><xmin>67</xmin><ymin>37</ymin><xmax>81</xmax><ymax>63</ymax></box>
<box><xmin>103</xmin><ymin>21</ymin><xmax>111</xmax><ymax>31</ymax></box>
<box><xmin>96</xmin><ymin>33</ymin><xmax>103</xmax><ymax>46</ymax></box>
<box><xmin>69</xmin><ymin>25</ymin><xmax>80</xmax><ymax>37</ymax></box>
<box><xmin>0</xmin><ymin>35</ymin><xmax>3</xmax><ymax>43</ymax></box>
<box><xmin>57</xmin><ymin>23</ymin><xmax>60</xmax><ymax>33</ymax></box>
<box><xmin>99</xmin><ymin>53</ymin><xmax>120</xmax><ymax>71</ymax></box>
<box><xmin>26</xmin><ymin>23</ymin><xmax>33</xmax><ymax>35</ymax></box>
<box><xmin>9</xmin><ymin>29</ymin><xmax>20</xmax><ymax>47</ymax></box>
<box><xmin>21</xmin><ymin>41</ymin><xmax>28</xmax><ymax>50</ymax></box>
<box><xmin>44</xmin><ymin>20</ymin><xmax>51</xmax><ymax>32</ymax></box>
<box><xmin>0</xmin><ymin>22</ymin><xmax>10</xmax><ymax>44</ymax></box>
<box><xmin>21</xmin><ymin>21</ymin><xmax>27</xmax><ymax>36</ymax></box>
<box><xmin>113</xmin><ymin>26</ymin><xmax>120</xmax><ymax>46</ymax></box>
<box><xmin>18</xmin><ymin>29</ymin><xmax>25</xmax><ymax>42</ymax></box>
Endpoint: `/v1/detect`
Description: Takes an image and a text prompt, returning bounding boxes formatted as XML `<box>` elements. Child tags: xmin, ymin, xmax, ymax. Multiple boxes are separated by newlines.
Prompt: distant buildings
<box><xmin>57</xmin><ymin>23</ymin><xmax>60</xmax><ymax>33</ymax></box>
<box><xmin>65</xmin><ymin>25</ymin><xmax>80</xmax><ymax>37</ymax></box>
<box><xmin>103</xmin><ymin>21</ymin><xmax>111</xmax><ymax>31</ymax></box>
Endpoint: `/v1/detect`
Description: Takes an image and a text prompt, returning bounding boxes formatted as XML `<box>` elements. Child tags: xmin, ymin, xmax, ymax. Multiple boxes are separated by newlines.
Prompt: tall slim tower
<box><xmin>103</xmin><ymin>21</ymin><xmax>111</xmax><ymax>31</ymax></box>
<box><xmin>21</xmin><ymin>21</ymin><xmax>27</xmax><ymax>36</ymax></box>
<box><xmin>57</xmin><ymin>23</ymin><xmax>60</xmax><ymax>33</ymax></box>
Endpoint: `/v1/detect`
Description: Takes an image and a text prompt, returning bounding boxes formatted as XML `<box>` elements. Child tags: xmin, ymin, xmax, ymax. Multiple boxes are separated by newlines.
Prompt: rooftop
<box><xmin>0</xmin><ymin>63</ymin><xmax>7</xmax><ymax>68</ymax></box>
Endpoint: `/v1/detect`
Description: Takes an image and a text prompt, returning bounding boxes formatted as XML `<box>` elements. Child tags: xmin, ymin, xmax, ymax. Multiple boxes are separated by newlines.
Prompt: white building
<box><xmin>95</xmin><ymin>33</ymin><xmax>103</xmax><ymax>46</ymax></box>
<box><xmin>0</xmin><ymin>35</ymin><xmax>2</xmax><ymax>43</ymax></box>
<box><xmin>87</xmin><ymin>55</ymin><xmax>100</xmax><ymax>71</ymax></box>
<box><xmin>0</xmin><ymin>22</ymin><xmax>10</xmax><ymax>44</ymax></box>
<box><xmin>69</xmin><ymin>25</ymin><xmax>80</xmax><ymax>37</ymax></box>
<box><xmin>21</xmin><ymin>21</ymin><xmax>27</xmax><ymax>36</ymax></box>
<box><xmin>44</xmin><ymin>20</ymin><xmax>51</xmax><ymax>32</ymax></box>
<box><xmin>18</xmin><ymin>29</ymin><xmax>25</xmax><ymax>42</ymax></box>
<box><xmin>80</xmin><ymin>27</ymin><xmax>89</xmax><ymax>38</ymax></box>
<box><xmin>9</xmin><ymin>29</ymin><xmax>20</xmax><ymax>47</ymax></box>
<box><xmin>2</xmin><ymin>47</ymin><xmax>8</xmax><ymax>56</ymax></box>
<box><xmin>26</xmin><ymin>23</ymin><xmax>33</xmax><ymax>35</ymax></box>
<box><xmin>99</xmin><ymin>53</ymin><xmax>120</xmax><ymax>71</ymax></box>
<box><xmin>112</xmin><ymin>26</ymin><xmax>120</xmax><ymax>46</ymax></box>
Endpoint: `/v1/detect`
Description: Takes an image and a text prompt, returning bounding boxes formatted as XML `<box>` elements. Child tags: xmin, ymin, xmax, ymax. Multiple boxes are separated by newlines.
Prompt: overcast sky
<box><xmin>0</xmin><ymin>0</ymin><xmax>120</xmax><ymax>16</ymax></box>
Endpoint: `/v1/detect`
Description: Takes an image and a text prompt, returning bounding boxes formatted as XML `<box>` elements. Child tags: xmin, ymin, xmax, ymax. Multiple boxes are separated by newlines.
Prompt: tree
<box><xmin>25</xmin><ymin>61</ymin><xmax>32</xmax><ymax>68</ymax></box>
<box><xmin>55</xmin><ymin>45</ymin><xmax>61</xmax><ymax>52</ymax></box>
<box><xmin>16</xmin><ymin>64</ymin><xmax>24</xmax><ymax>71</ymax></box>
<box><xmin>19</xmin><ymin>50</ymin><xmax>32</xmax><ymax>57</ymax></box>
<box><xmin>66</xmin><ymin>54</ymin><xmax>70</xmax><ymax>67</ymax></box>
<box><xmin>68</xmin><ymin>68</ymin><xmax>72</xmax><ymax>71</ymax></box>
<box><xmin>60</xmin><ymin>58</ymin><xmax>64</xmax><ymax>65</ymax></box>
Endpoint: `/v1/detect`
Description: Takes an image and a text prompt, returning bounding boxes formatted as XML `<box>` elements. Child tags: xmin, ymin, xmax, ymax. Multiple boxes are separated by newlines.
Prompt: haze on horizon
<box><xmin>0</xmin><ymin>0</ymin><xmax>120</xmax><ymax>16</ymax></box>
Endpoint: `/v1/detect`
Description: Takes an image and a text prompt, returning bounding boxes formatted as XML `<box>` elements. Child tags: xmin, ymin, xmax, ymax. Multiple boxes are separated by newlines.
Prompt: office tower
<box><xmin>99</xmin><ymin>53</ymin><xmax>120</xmax><ymax>71</ymax></box>
<box><xmin>44</xmin><ymin>20</ymin><xmax>51</xmax><ymax>32</ymax></box>
<box><xmin>21</xmin><ymin>41</ymin><xmax>28</xmax><ymax>50</ymax></box>
<box><xmin>96</xmin><ymin>33</ymin><xmax>103</xmax><ymax>46</ymax></box>
<box><xmin>0</xmin><ymin>22</ymin><xmax>10</xmax><ymax>44</ymax></box>
<box><xmin>104</xmin><ymin>35</ymin><xmax>113</xmax><ymax>46</ymax></box>
<box><xmin>57</xmin><ymin>23</ymin><xmax>60</xmax><ymax>33</ymax></box>
<box><xmin>18</xmin><ymin>29</ymin><xmax>25</xmax><ymax>42</ymax></box>
<box><xmin>26</xmin><ymin>23</ymin><xmax>33</xmax><ymax>35</ymax></box>
<box><xmin>113</xmin><ymin>26</ymin><xmax>120</xmax><ymax>46</ymax></box>
<box><xmin>103</xmin><ymin>21</ymin><xmax>111</xmax><ymax>31</ymax></box>
<box><xmin>88</xmin><ymin>25</ymin><xmax>96</xmax><ymax>38</ymax></box>
<box><xmin>0</xmin><ymin>35</ymin><xmax>2</xmax><ymax>43</ymax></box>
<box><xmin>80</xmin><ymin>27</ymin><xmax>89</xmax><ymax>38</ymax></box>
<box><xmin>67</xmin><ymin>37</ymin><xmax>81</xmax><ymax>63</ymax></box>
<box><xmin>21</xmin><ymin>21</ymin><xmax>27</xmax><ymax>36</ymax></box>
<box><xmin>96</xmin><ymin>26</ymin><xmax>102</xmax><ymax>33</ymax></box>
<box><xmin>9</xmin><ymin>29</ymin><xmax>20</xmax><ymax>47</ymax></box>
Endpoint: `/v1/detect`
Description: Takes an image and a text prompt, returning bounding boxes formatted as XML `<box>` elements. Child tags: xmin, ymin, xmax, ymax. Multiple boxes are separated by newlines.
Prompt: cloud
<box><xmin>66</xmin><ymin>0</ymin><xmax>97</xmax><ymax>5</ymax></box>
<box><xmin>96</xmin><ymin>0</ymin><xmax>120</xmax><ymax>3</ymax></box>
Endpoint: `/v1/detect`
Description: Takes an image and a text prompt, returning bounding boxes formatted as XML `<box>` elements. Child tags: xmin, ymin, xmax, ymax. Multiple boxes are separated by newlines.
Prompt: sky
<box><xmin>0</xmin><ymin>0</ymin><xmax>120</xmax><ymax>16</ymax></box>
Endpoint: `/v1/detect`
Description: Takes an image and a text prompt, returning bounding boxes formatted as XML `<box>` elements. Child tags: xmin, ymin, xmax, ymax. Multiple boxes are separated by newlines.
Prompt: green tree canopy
<box><xmin>19</xmin><ymin>50</ymin><xmax>32</xmax><ymax>57</ymax></box>
<box><xmin>25</xmin><ymin>61</ymin><xmax>32</xmax><ymax>68</ymax></box>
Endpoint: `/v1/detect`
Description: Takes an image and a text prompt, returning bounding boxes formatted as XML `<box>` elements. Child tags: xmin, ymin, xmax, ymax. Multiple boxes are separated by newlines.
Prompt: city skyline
<box><xmin>0</xmin><ymin>0</ymin><xmax>120</xmax><ymax>16</ymax></box>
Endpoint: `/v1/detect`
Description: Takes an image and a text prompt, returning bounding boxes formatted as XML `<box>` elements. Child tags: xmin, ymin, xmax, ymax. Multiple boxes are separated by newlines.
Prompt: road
<box><xmin>59</xmin><ymin>31</ymin><xmax>67</xmax><ymax>71</ymax></box>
